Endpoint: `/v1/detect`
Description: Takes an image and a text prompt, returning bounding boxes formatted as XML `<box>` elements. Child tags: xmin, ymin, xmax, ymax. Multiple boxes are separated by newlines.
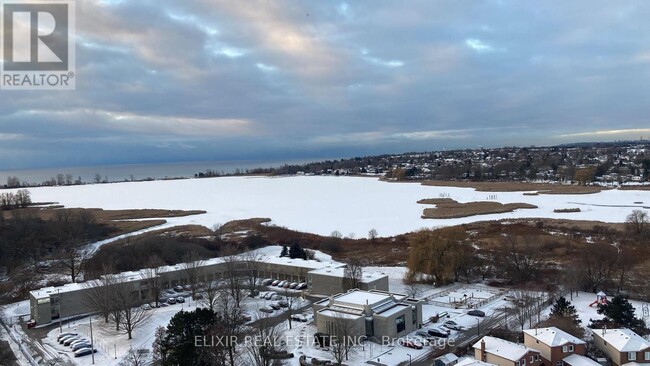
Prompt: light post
<box><xmin>407</xmin><ymin>353</ymin><xmax>412</xmax><ymax>366</ymax></box>
<box><xmin>476</xmin><ymin>318</ymin><xmax>480</xmax><ymax>336</ymax></box>
<box><xmin>114</xmin><ymin>344</ymin><xmax>117</xmax><ymax>359</ymax></box>
<box><xmin>57</xmin><ymin>289</ymin><xmax>62</xmax><ymax>333</ymax></box>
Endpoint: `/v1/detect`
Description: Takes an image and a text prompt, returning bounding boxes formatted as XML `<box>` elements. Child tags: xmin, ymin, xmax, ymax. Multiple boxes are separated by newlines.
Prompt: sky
<box><xmin>2</xmin><ymin>0</ymin><xmax>650</xmax><ymax>170</ymax></box>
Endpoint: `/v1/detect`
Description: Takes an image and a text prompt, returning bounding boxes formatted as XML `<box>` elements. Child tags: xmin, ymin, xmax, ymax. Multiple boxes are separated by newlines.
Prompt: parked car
<box><xmin>59</xmin><ymin>335</ymin><xmax>78</xmax><ymax>344</ymax></box>
<box><xmin>269</xmin><ymin>303</ymin><xmax>281</xmax><ymax>310</ymax></box>
<box><xmin>277</xmin><ymin>281</ymin><xmax>287</xmax><ymax>287</ymax></box>
<box><xmin>174</xmin><ymin>285</ymin><xmax>184</xmax><ymax>292</ymax></box>
<box><xmin>271</xmin><ymin>280</ymin><xmax>281</xmax><ymax>286</ymax></box>
<box><xmin>282</xmin><ymin>282</ymin><xmax>291</xmax><ymax>288</ymax></box>
<box><xmin>289</xmin><ymin>282</ymin><xmax>299</xmax><ymax>289</ymax></box>
<box><xmin>64</xmin><ymin>337</ymin><xmax>82</xmax><ymax>346</ymax></box>
<box><xmin>56</xmin><ymin>332</ymin><xmax>77</xmax><ymax>341</ymax></box>
<box><xmin>74</xmin><ymin>347</ymin><xmax>97</xmax><ymax>357</ymax></box>
<box><xmin>167</xmin><ymin>298</ymin><xmax>177</xmax><ymax>305</ymax></box>
<box><xmin>291</xmin><ymin>314</ymin><xmax>308</xmax><ymax>322</ymax></box>
<box><xmin>467</xmin><ymin>309</ymin><xmax>485</xmax><ymax>317</ymax></box>
<box><xmin>176</xmin><ymin>296</ymin><xmax>185</xmax><ymax>303</ymax></box>
<box><xmin>504</xmin><ymin>294</ymin><xmax>516</xmax><ymax>302</ymax></box>
<box><xmin>443</xmin><ymin>320</ymin><xmax>463</xmax><ymax>331</ymax></box>
<box><xmin>427</xmin><ymin>326</ymin><xmax>450</xmax><ymax>338</ymax></box>
<box><xmin>399</xmin><ymin>339</ymin><xmax>423</xmax><ymax>350</ymax></box>
<box><xmin>264</xmin><ymin>291</ymin><xmax>277</xmax><ymax>300</ymax></box>
<box><xmin>193</xmin><ymin>293</ymin><xmax>204</xmax><ymax>300</ymax></box>
<box><xmin>259</xmin><ymin>306</ymin><xmax>274</xmax><ymax>313</ymax></box>
<box><xmin>277</xmin><ymin>300</ymin><xmax>289</xmax><ymax>308</ymax></box>
<box><xmin>69</xmin><ymin>339</ymin><xmax>88</xmax><ymax>348</ymax></box>
<box><xmin>262</xmin><ymin>278</ymin><xmax>274</xmax><ymax>286</ymax></box>
<box><xmin>183</xmin><ymin>285</ymin><xmax>192</xmax><ymax>291</ymax></box>
<box><xmin>240</xmin><ymin>313</ymin><xmax>253</xmax><ymax>322</ymax></box>
<box><xmin>296</xmin><ymin>282</ymin><xmax>307</xmax><ymax>290</ymax></box>
<box><xmin>141</xmin><ymin>304</ymin><xmax>152</xmax><ymax>310</ymax></box>
<box><xmin>159</xmin><ymin>302</ymin><xmax>168</xmax><ymax>307</ymax></box>
<box><xmin>72</xmin><ymin>342</ymin><xmax>92</xmax><ymax>351</ymax></box>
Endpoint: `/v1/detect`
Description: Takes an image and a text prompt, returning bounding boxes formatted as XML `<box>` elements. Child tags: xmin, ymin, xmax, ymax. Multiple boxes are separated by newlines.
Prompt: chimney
<box><xmin>481</xmin><ymin>339</ymin><xmax>487</xmax><ymax>362</ymax></box>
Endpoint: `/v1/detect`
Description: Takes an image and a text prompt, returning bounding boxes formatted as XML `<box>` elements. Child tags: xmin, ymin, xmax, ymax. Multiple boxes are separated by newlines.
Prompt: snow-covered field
<box><xmin>12</xmin><ymin>176</ymin><xmax>650</xmax><ymax>237</ymax></box>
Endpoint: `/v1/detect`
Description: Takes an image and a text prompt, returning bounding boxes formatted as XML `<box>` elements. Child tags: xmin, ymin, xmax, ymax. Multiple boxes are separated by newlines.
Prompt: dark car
<box><xmin>427</xmin><ymin>327</ymin><xmax>450</xmax><ymax>338</ymax></box>
<box><xmin>74</xmin><ymin>347</ymin><xmax>97</xmax><ymax>357</ymax></box>
<box><xmin>72</xmin><ymin>342</ymin><xmax>92</xmax><ymax>351</ymax></box>
<box><xmin>467</xmin><ymin>309</ymin><xmax>486</xmax><ymax>317</ymax></box>
<box><xmin>176</xmin><ymin>296</ymin><xmax>185</xmax><ymax>303</ymax></box>
<box><xmin>269</xmin><ymin>303</ymin><xmax>281</xmax><ymax>310</ymax></box>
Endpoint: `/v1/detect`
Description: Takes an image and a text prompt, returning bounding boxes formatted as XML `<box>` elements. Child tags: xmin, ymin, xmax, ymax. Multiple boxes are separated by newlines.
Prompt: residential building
<box><xmin>562</xmin><ymin>354</ymin><xmax>602</xmax><ymax>366</ymax></box>
<box><xmin>523</xmin><ymin>327</ymin><xmax>587</xmax><ymax>366</ymax></box>
<box><xmin>592</xmin><ymin>329</ymin><xmax>650</xmax><ymax>366</ymax></box>
<box><xmin>474</xmin><ymin>336</ymin><xmax>543</xmax><ymax>366</ymax></box>
<box><xmin>313</xmin><ymin>289</ymin><xmax>423</xmax><ymax>339</ymax></box>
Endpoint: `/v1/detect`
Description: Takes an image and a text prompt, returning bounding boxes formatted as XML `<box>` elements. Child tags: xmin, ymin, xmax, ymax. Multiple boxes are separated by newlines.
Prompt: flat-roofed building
<box><xmin>313</xmin><ymin>289</ymin><xmax>423</xmax><ymax>340</ymax></box>
<box><xmin>308</xmin><ymin>265</ymin><xmax>389</xmax><ymax>295</ymax></box>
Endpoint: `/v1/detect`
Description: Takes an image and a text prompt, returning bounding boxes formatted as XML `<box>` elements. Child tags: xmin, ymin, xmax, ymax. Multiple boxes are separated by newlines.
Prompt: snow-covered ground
<box><xmin>11</xmin><ymin>176</ymin><xmax>650</xmax><ymax>237</ymax></box>
<box><xmin>546</xmin><ymin>292</ymin><xmax>650</xmax><ymax>327</ymax></box>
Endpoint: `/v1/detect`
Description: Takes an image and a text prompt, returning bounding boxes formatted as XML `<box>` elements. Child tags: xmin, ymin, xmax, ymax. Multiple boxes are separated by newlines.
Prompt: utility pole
<box><xmin>57</xmin><ymin>289</ymin><xmax>62</xmax><ymax>333</ymax></box>
<box><xmin>90</xmin><ymin>315</ymin><xmax>95</xmax><ymax>364</ymax></box>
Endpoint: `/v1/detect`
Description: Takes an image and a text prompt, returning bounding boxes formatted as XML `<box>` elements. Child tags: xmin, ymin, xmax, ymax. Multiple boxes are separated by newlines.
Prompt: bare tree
<box><xmin>626</xmin><ymin>209</ymin><xmax>649</xmax><ymax>235</ymax></box>
<box><xmin>181</xmin><ymin>251</ymin><xmax>205</xmax><ymax>299</ymax></box>
<box><xmin>405</xmin><ymin>282</ymin><xmax>423</xmax><ymax>300</ymax></box>
<box><xmin>215</xmin><ymin>290</ymin><xmax>245</xmax><ymax>366</ymax></box>
<box><xmin>223</xmin><ymin>253</ymin><xmax>246</xmax><ymax>307</ymax></box>
<box><xmin>368</xmin><ymin>228</ymin><xmax>378</xmax><ymax>242</ymax></box>
<box><xmin>140</xmin><ymin>255</ymin><xmax>164</xmax><ymax>307</ymax></box>
<box><xmin>241</xmin><ymin>251</ymin><xmax>263</xmax><ymax>298</ymax></box>
<box><xmin>111</xmin><ymin>278</ymin><xmax>152</xmax><ymax>339</ymax></box>
<box><xmin>118</xmin><ymin>348</ymin><xmax>149</xmax><ymax>366</ymax></box>
<box><xmin>511</xmin><ymin>290</ymin><xmax>537</xmax><ymax>330</ymax></box>
<box><xmin>59</xmin><ymin>247</ymin><xmax>87</xmax><ymax>283</ymax></box>
<box><xmin>245</xmin><ymin>312</ymin><xmax>286</xmax><ymax>366</ymax></box>
<box><xmin>499</xmin><ymin>235</ymin><xmax>543</xmax><ymax>283</ymax></box>
<box><xmin>329</xmin><ymin>312</ymin><xmax>360</xmax><ymax>364</ymax></box>
<box><xmin>83</xmin><ymin>266</ymin><xmax>117</xmax><ymax>323</ymax></box>
<box><xmin>342</xmin><ymin>259</ymin><xmax>363</xmax><ymax>291</ymax></box>
<box><xmin>203</xmin><ymin>280</ymin><xmax>221</xmax><ymax>311</ymax></box>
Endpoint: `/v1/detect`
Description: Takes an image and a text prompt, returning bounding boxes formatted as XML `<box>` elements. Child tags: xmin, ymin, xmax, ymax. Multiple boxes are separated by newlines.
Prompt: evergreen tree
<box><xmin>280</xmin><ymin>245</ymin><xmax>288</xmax><ymax>257</ymax></box>
<box><xmin>550</xmin><ymin>296</ymin><xmax>581</xmax><ymax>325</ymax></box>
<box><xmin>289</xmin><ymin>243</ymin><xmax>306</xmax><ymax>259</ymax></box>
<box><xmin>596</xmin><ymin>295</ymin><xmax>646</xmax><ymax>333</ymax></box>
<box><xmin>159</xmin><ymin>308</ymin><xmax>220</xmax><ymax>366</ymax></box>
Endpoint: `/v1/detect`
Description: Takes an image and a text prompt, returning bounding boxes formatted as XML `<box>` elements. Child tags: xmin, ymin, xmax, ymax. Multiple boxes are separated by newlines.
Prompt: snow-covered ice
<box><xmin>12</xmin><ymin>176</ymin><xmax>650</xmax><ymax>237</ymax></box>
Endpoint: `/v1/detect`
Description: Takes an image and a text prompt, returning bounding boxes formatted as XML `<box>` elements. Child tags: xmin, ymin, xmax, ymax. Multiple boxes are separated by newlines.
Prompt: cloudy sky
<box><xmin>2</xmin><ymin>0</ymin><xmax>650</xmax><ymax>170</ymax></box>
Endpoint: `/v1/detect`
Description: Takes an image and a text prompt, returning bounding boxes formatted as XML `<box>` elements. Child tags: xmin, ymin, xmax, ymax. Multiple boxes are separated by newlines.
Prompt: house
<box><xmin>457</xmin><ymin>359</ymin><xmax>499</xmax><ymax>366</ymax></box>
<box><xmin>562</xmin><ymin>354</ymin><xmax>602</xmax><ymax>366</ymax></box>
<box><xmin>592</xmin><ymin>329</ymin><xmax>650</xmax><ymax>366</ymax></box>
<box><xmin>523</xmin><ymin>327</ymin><xmax>587</xmax><ymax>366</ymax></box>
<box><xmin>474</xmin><ymin>336</ymin><xmax>543</xmax><ymax>366</ymax></box>
<box><xmin>434</xmin><ymin>353</ymin><xmax>460</xmax><ymax>366</ymax></box>
<box><xmin>313</xmin><ymin>289</ymin><xmax>423</xmax><ymax>339</ymax></box>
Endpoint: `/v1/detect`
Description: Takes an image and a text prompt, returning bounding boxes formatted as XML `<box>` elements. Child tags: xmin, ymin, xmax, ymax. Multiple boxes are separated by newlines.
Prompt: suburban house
<box><xmin>29</xmin><ymin>247</ymin><xmax>388</xmax><ymax>325</ymax></box>
<box><xmin>313</xmin><ymin>289</ymin><xmax>423</xmax><ymax>339</ymax></box>
<box><xmin>562</xmin><ymin>354</ymin><xmax>603</xmax><ymax>366</ymax></box>
<box><xmin>592</xmin><ymin>329</ymin><xmax>650</xmax><ymax>366</ymax></box>
<box><xmin>474</xmin><ymin>336</ymin><xmax>543</xmax><ymax>366</ymax></box>
<box><xmin>457</xmin><ymin>358</ymin><xmax>498</xmax><ymax>366</ymax></box>
<box><xmin>523</xmin><ymin>327</ymin><xmax>587</xmax><ymax>366</ymax></box>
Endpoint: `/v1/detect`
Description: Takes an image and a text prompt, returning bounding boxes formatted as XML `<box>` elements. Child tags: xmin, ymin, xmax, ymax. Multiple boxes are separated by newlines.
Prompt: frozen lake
<box><xmin>12</xmin><ymin>176</ymin><xmax>650</xmax><ymax>237</ymax></box>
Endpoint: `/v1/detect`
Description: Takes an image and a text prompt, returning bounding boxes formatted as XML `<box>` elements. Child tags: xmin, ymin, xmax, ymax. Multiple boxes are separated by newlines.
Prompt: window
<box><xmin>396</xmin><ymin>315</ymin><xmax>406</xmax><ymax>333</ymax></box>
<box><xmin>412</xmin><ymin>308</ymin><xmax>417</xmax><ymax>325</ymax></box>
<box><xmin>628</xmin><ymin>352</ymin><xmax>636</xmax><ymax>361</ymax></box>
<box><xmin>644</xmin><ymin>352</ymin><xmax>650</xmax><ymax>361</ymax></box>
<box><xmin>568</xmin><ymin>345</ymin><xmax>574</xmax><ymax>352</ymax></box>
<box><xmin>530</xmin><ymin>356</ymin><xmax>534</xmax><ymax>363</ymax></box>
<box><xmin>562</xmin><ymin>346</ymin><xmax>568</xmax><ymax>353</ymax></box>
<box><xmin>556</xmin><ymin>362</ymin><xmax>562</xmax><ymax>366</ymax></box>
<box><xmin>520</xmin><ymin>358</ymin><xmax>526</xmax><ymax>366</ymax></box>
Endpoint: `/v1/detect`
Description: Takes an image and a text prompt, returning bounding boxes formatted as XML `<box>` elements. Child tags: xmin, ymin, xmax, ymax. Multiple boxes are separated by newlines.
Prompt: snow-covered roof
<box><xmin>308</xmin><ymin>265</ymin><xmax>388</xmax><ymax>283</ymax></box>
<box><xmin>563</xmin><ymin>354</ymin><xmax>601</xmax><ymax>366</ymax></box>
<box><xmin>335</xmin><ymin>291</ymin><xmax>391</xmax><ymax>307</ymax></box>
<box><xmin>473</xmin><ymin>336</ymin><xmax>539</xmax><ymax>362</ymax></box>
<box><xmin>317</xmin><ymin>309</ymin><xmax>362</xmax><ymax>320</ymax></box>
<box><xmin>375</xmin><ymin>304</ymin><xmax>409</xmax><ymax>318</ymax></box>
<box><xmin>456</xmin><ymin>358</ymin><xmax>497</xmax><ymax>366</ymax></box>
<box><xmin>592</xmin><ymin>329</ymin><xmax>650</xmax><ymax>352</ymax></box>
<box><xmin>436</xmin><ymin>353</ymin><xmax>459</xmax><ymax>364</ymax></box>
<box><xmin>523</xmin><ymin>327</ymin><xmax>586</xmax><ymax>347</ymax></box>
